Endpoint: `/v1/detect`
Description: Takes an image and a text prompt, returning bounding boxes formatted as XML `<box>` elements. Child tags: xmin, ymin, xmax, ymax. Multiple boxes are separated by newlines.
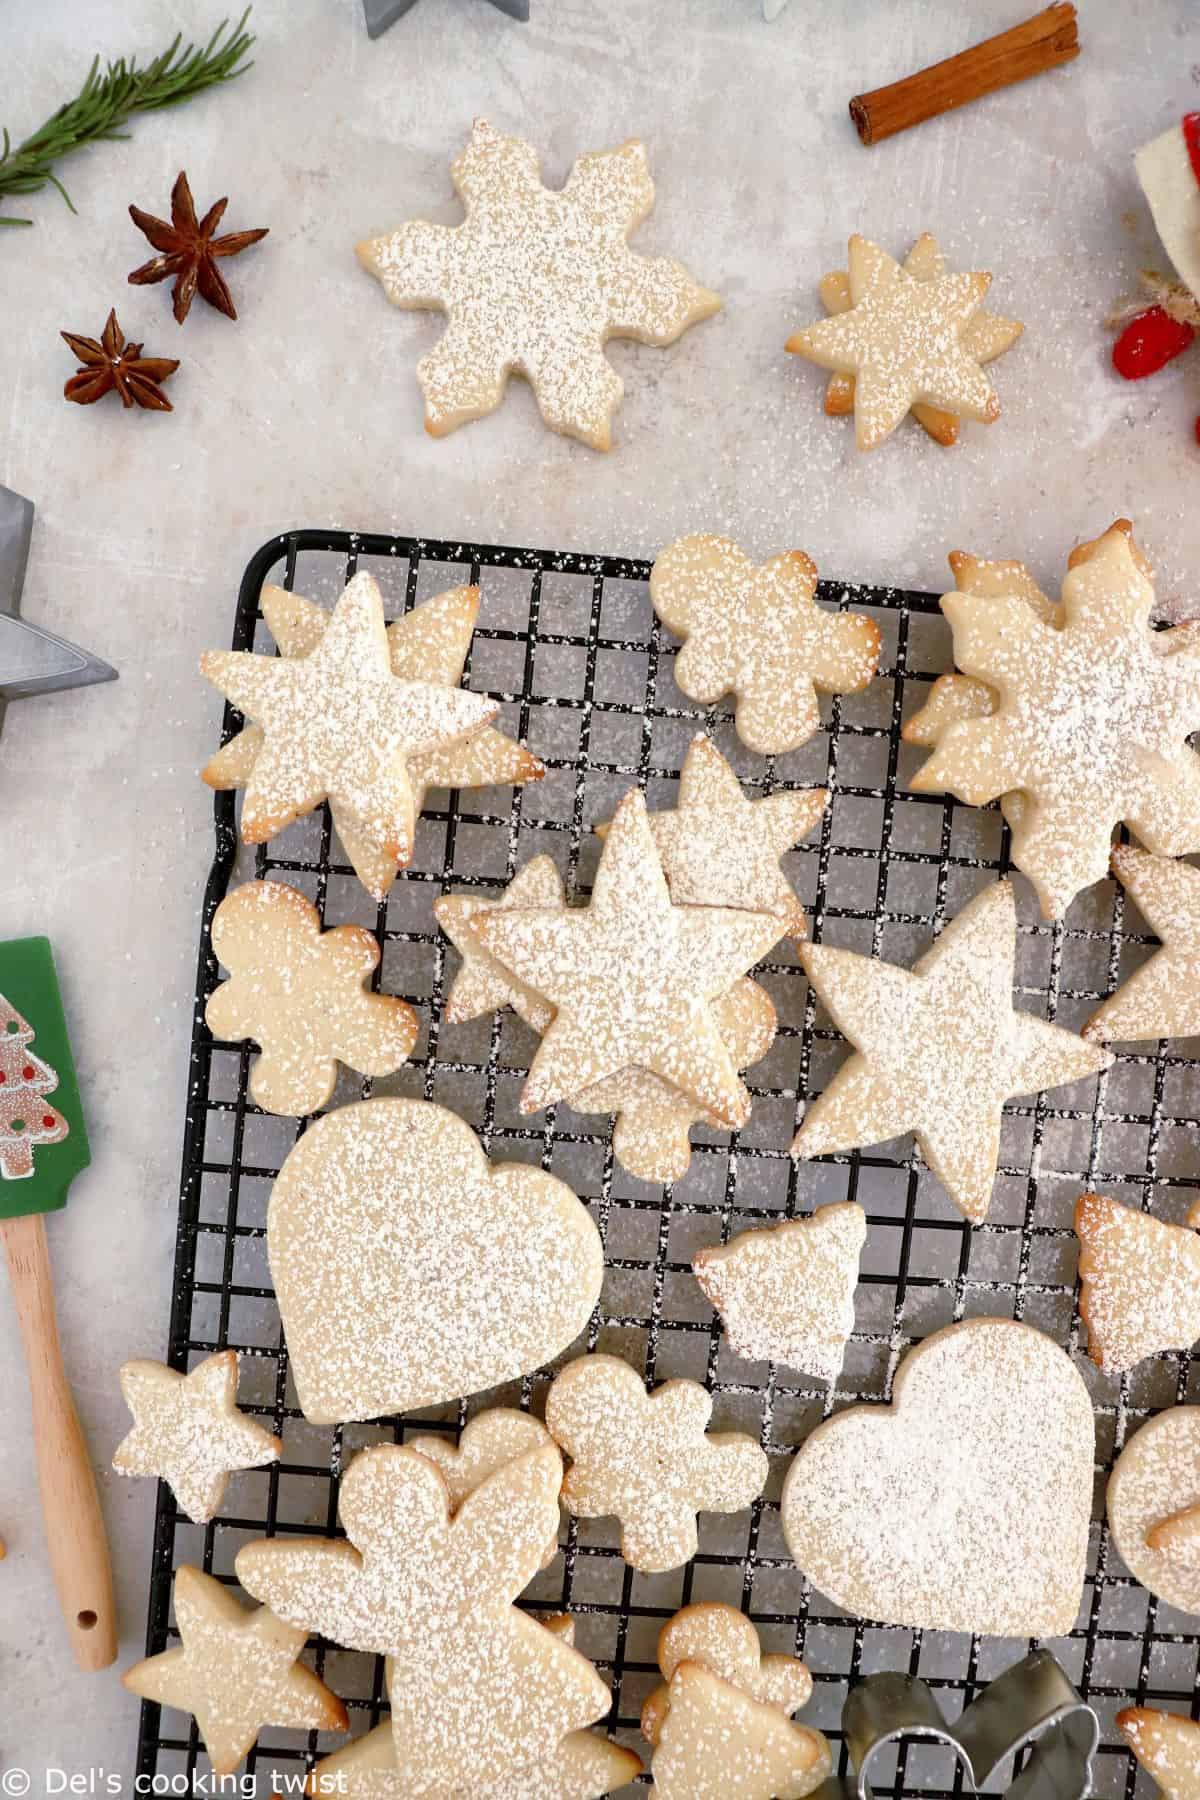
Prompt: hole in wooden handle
<box><xmin>76</xmin><ymin>1610</ymin><xmax>98</xmax><ymax>1630</ymax></box>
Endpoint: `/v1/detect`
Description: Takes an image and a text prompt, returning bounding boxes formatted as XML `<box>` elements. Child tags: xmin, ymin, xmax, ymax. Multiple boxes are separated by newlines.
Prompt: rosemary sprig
<box><xmin>0</xmin><ymin>10</ymin><xmax>254</xmax><ymax>228</ymax></box>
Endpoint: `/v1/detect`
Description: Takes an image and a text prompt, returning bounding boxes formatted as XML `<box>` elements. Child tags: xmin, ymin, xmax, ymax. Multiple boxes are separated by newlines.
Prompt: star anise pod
<box><xmin>61</xmin><ymin>309</ymin><xmax>179</xmax><ymax>410</ymax></box>
<box><xmin>127</xmin><ymin>170</ymin><xmax>268</xmax><ymax>324</ymax></box>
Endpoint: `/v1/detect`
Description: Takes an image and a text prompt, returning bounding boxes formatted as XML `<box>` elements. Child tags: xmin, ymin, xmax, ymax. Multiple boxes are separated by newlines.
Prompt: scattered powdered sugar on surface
<box><xmin>267</xmin><ymin>1099</ymin><xmax>603</xmax><ymax>1425</ymax></box>
<box><xmin>780</xmin><ymin>1318</ymin><xmax>1094</xmax><ymax>1637</ymax></box>
<box><xmin>357</xmin><ymin>117</ymin><xmax>720</xmax><ymax>448</ymax></box>
<box><xmin>1108</xmin><ymin>1407</ymin><xmax>1200</xmax><ymax>1616</ymax></box>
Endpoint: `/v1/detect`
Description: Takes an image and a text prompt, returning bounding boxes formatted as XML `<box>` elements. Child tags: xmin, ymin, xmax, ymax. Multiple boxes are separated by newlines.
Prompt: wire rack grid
<box><xmin>134</xmin><ymin>525</ymin><xmax>1200</xmax><ymax>1798</ymax></box>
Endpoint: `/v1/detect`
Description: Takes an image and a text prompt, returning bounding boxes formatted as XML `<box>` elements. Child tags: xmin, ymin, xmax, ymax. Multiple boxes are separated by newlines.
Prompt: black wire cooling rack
<box><xmin>134</xmin><ymin>526</ymin><xmax>1200</xmax><ymax>1797</ymax></box>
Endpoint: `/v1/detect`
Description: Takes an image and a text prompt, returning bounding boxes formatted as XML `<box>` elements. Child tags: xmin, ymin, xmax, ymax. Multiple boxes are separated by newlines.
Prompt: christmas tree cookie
<box><xmin>356</xmin><ymin>118</ymin><xmax>720</xmax><ymax>449</ymax></box>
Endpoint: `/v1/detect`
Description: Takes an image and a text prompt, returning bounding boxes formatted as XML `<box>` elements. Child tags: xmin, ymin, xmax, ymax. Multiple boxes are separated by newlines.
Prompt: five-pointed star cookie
<box><xmin>200</xmin><ymin>571</ymin><xmax>497</xmax><ymax>863</ymax></box>
<box><xmin>792</xmin><ymin>882</ymin><xmax>1111</xmax><ymax>1222</ymax></box>
<box><xmin>122</xmin><ymin>1565</ymin><xmax>346</xmax><ymax>1777</ymax></box>
<box><xmin>435</xmin><ymin>854</ymin><xmax>565</xmax><ymax>1034</ymax></box>
<box><xmin>1084</xmin><ymin>846</ymin><xmax>1200</xmax><ymax>1044</ymax></box>
<box><xmin>650</xmin><ymin>535</ymin><xmax>880</xmax><ymax>756</ymax></box>
<box><xmin>910</xmin><ymin>522</ymin><xmax>1200</xmax><ymax>918</ymax></box>
<box><xmin>473</xmin><ymin>790</ymin><xmax>782</xmax><ymax>1126</ymax></box>
<box><xmin>356</xmin><ymin>117</ymin><xmax>720</xmax><ymax>449</ymax></box>
<box><xmin>814</xmin><ymin>233</ymin><xmax>1023</xmax><ymax>446</ymax></box>
<box><xmin>786</xmin><ymin>233</ymin><xmax>1015</xmax><ymax>450</ymax></box>
<box><xmin>112</xmin><ymin>1350</ymin><xmax>281</xmax><ymax>1523</ymax></box>
<box><xmin>204</xmin><ymin>581</ymin><xmax>542</xmax><ymax>898</ymax></box>
<box><xmin>1118</xmin><ymin>1706</ymin><xmax>1200</xmax><ymax>1800</ymax></box>
<box><xmin>595</xmin><ymin>735</ymin><xmax>827</xmax><ymax>936</ymax></box>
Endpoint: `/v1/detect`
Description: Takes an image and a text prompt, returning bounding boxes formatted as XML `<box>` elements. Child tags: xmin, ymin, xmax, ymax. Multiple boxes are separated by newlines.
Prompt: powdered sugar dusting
<box><xmin>1108</xmin><ymin>1406</ymin><xmax>1200</xmax><ymax>1616</ymax></box>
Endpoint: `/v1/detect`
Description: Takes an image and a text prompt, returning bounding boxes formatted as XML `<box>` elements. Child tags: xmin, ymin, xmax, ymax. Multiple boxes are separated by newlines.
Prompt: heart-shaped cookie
<box><xmin>780</xmin><ymin>1318</ymin><xmax>1093</xmax><ymax>1636</ymax></box>
<box><xmin>268</xmin><ymin>1099</ymin><xmax>604</xmax><ymax>1424</ymax></box>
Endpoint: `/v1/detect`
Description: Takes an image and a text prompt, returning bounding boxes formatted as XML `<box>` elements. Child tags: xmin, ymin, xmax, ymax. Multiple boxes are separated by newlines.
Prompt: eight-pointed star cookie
<box><xmin>650</xmin><ymin>535</ymin><xmax>880</xmax><ymax>756</ymax></box>
<box><xmin>203</xmin><ymin>581</ymin><xmax>542</xmax><ymax>899</ymax></box>
<box><xmin>121</xmin><ymin>1565</ymin><xmax>346</xmax><ymax>1777</ymax></box>
<box><xmin>356</xmin><ymin>117</ymin><xmax>720</xmax><ymax>450</ymax></box>
<box><xmin>785</xmin><ymin>233</ymin><xmax>1012</xmax><ymax>450</ymax></box>
<box><xmin>595</xmin><ymin>735</ymin><xmax>827</xmax><ymax>935</ymax></box>
<box><xmin>473</xmin><ymin>790</ymin><xmax>783</xmax><ymax>1126</ymax></box>
<box><xmin>112</xmin><ymin>1350</ymin><xmax>281</xmax><ymax>1523</ymax></box>
<box><xmin>544</xmin><ymin>1353</ymin><xmax>768</xmax><ymax>1573</ymax></box>
<box><xmin>236</xmin><ymin>1443</ymin><xmax>614</xmax><ymax>1789</ymax></box>
<box><xmin>813</xmin><ymin>233</ymin><xmax>1023</xmax><ymax>446</ymax></box>
<box><xmin>910</xmin><ymin>522</ymin><xmax>1200</xmax><ymax>918</ymax></box>
<box><xmin>1118</xmin><ymin>1707</ymin><xmax>1200</xmax><ymax>1800</ymax></box>
<box><xmin>200</xmin><ymin>571</ymin><xmax>497</xmax><ymax>865</ymax></box>
<box><xmin>205</xmin><ymin>880</ymin><xmax>418</xmax><ymax>1116</ymax></box>
<box><xmin>792</xmin><ymin>883</ymin><xmax>1111</xmax><ymax>1222</ymax></box>
<box><xmin>1084</xmin><ymin>846</ymin><xmax>1200</xmax><ymax>1044</ymax></box>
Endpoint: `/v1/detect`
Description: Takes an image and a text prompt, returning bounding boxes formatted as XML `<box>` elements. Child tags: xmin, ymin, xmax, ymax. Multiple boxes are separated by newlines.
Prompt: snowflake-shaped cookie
<box><xmin>544</xmin><ymin>1353</ymin><xmax>767</xmax><ymax>1573</ymax></box>
<box><xmin>911</xmin><ymin>521</ymin><xmax>1200</xmax><ymax>917</ymax></box>
<box><xmin>650</xmin><ymin>535</ymin><xmax>880</xmax><ymax>755</ymax></box>
<box><xmin>357</xmin><ymin>117</ymin><xmax>720</xmax><ymax>449</ymax></box>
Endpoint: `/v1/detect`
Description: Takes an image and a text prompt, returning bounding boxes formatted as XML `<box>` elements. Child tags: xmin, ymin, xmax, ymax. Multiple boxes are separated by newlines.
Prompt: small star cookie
<box><xmin>200</xmin><ymin>571</ymin><xmax>497</xmax><ymax>868</ymax></box>
<box><xmin>595</xmin><ymin>735</ymin><xmax>827</xmax><ymax>935</ymax></box>
<box><xmin>112</xmin><ymin>1350</ymin><xmax>280</xmax><ymax>1523</ymax></box>
<box><xmin>356</xmin><ymin>117</ymin><xmax>720</xmax><ymax>449</ymax></box>
<box><xmin>1075</xmin><ymin>1193</ymin><xmax>1200</xmax><ymax>1373</ymax></box>
<box><xmin>786</xmin><ymin>233</ymin><xmax>1017</xmax><ymax>451</ymax></box>
<box><xmin>1118</xmin><ymin>1706</ymin><xmax>1200</xmax><ymax>1800</ymax></box>
<box><xmin>792</xmin><ymin>883</ymin><xmax>1111</xmax><ymax>1223</ymax></box>
<box><xmin>1084</xmin><ymin>846</ymin><xmax>1200</xmax><ymax>1044</ymax></box>
<box><xmin>544</xmin><ymin>1352</ymin><xmax>767</xmax><ymax>1573</ymax></box>
<box><xmin>206</xmin><ymin>880</ymin><xmax>418</xmax><ymax>1116</ymax></box>
<box><xmin>121</xmin><ymin>1565</ymin><xmax>346</xmax><ymax>1777</ymax></box>
<box><xmin>436</xmin><ymin>855</ymin><xmax>565</xmax><ymax>1034</ymax></box>
<box><xmin>810</xmin><ymin>233</ymin><xmax>1023</xmax><ymax>447</ymax></box>
<box><xmin>640</xmin><ymin>1603</ymin><xmax>815</xmax><ymax>1748</ymax></box>
<box><xmin>473</xmin><ymin>791</ymin><xmax>782</xmax><ymax>1127</ymax></box>
<box><xmin>910</xmin><ymin>521</ymin><xmax>1200</xmax><ymax>918</ymax></box>
<box><xmin>692</xmin><ymin>1201</ymin><xmax>866</xmax><ymax>1382</ymax></box>
<box><xmin>204</xmin><ymin>581</ymin><xmax>542</xmax><ymax>900</ymax></box>
<box><xmin>1108</xmin><ymin>1407</ymin><xmax>1200</xmax><ymax>1617</ymax></box>
<box><xmin>650</xmin><ymin>535</ymin><xmax>880</xmax><ymax>756</ymax></box>
<box><xmin>237</xmin><ymin>1443</ymin><xmax>615</xmax><ymax>1789</ymax></box>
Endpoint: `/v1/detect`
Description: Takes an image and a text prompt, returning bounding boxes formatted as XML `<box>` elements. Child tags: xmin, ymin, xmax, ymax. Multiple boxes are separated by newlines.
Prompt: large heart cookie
<box><xmin>268</xmin><ymin>1099</ymin><xmax>603</xmax><ymax>1424</ymax></box>
<box><xmin>780</xmin><ymin>1318</ymin><xmax>1093</xmax><ymax>1636</ymax></box>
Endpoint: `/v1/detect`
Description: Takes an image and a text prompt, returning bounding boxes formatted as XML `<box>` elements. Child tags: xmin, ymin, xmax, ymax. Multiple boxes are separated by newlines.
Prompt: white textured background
<box><xmin>1</xmin><ymin>0</ymin><xmax>1197</xmax><ymax>1775</ymax></box>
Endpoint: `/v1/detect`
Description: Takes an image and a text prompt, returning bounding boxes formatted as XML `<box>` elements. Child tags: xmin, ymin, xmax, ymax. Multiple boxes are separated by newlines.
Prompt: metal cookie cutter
<box><xmin>814</xmin><ymin>1649</ymin><xmax>1099</xmax><ymax>1800</ymax></box>
<box><xmin>0</xmin><ymin>485</ymin><xmax>117</xmax><ymax>735</ymax></box>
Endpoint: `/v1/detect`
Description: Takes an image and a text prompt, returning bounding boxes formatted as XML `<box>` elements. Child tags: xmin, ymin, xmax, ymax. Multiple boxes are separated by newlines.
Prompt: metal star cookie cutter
<box><xmin>814</xmin><ymin>1650</ymin><xmax>1099</xmax><ymax>1800</ymax></box>
<box><xmin>0</xmin><ymin>485</ymin><xmax>117</xmax><ymax>732</ymax></box>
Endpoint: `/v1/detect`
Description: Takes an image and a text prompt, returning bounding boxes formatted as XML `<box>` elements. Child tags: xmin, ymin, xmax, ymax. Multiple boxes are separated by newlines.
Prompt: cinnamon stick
<box><xmin>849</xmin><ymin>5</ymin><xmax>1080</xmax><ymax>147</ymax></box>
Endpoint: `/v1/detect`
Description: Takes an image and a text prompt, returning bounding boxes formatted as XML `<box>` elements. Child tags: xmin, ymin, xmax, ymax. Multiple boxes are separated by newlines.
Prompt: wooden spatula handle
<box><xmin>1</xmin><ymin>1211</ymin><xmax>116</xmax><ymax>1669</ymax></box>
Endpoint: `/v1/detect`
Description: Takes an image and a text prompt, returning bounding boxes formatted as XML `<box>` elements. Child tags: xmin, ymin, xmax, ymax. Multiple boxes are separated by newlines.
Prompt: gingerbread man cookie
<box><xmin>122</xmin><ymin>1565</ymin><xmax>346</xmax><ymax>1777</ymax></box>
<box><xmin>1075</xmin><ymin>1194</ymin><xmax>1200</xmax><ymax>1374</ymax></box>
<box><xmin>650</xmin><ymin>535</ymin><xmax>880</xmax><ymax>757</ymax></box>
<box><xmin>268</xmin><ymin>1099</ymin><xmax>603</xmax><ymax>1423</ymax></box>
<box><xmin>206</xmin><ymin>880</ymin><xmax>418</xmax><ymax>1116</ymax></box>
<box><xmin>204</xmin><ymin>582</ymin><xmax>542</xmax><ymax>901</ymax></box>
<box><xmin>357</xmin><ymin>117</ymin><xmax>720</xmax><ymax>449</ymax></box>
<box><xmin>1108</xmin><ymin>1407</ymin><xmax>1200</xmax><ymax>1617</ymax></box>
<box><xmin>781</xmin><ymin>1318</ymin><xmax>1093</xmax><ymax>1636</ymax></box>
<box><xmin>112</xmin><ymin>1350</ymin><xmax>280</xmax><ymax>1523</ymax></box>
<box><xmin>786</xmin><ymin>233</ymin><xmax>1018</xmax><ymax>451</ymax></box>
<box><xmin>693</xmin><ymin>1201</ymin><xmax>866</xmax><ymax>1382</ymax></box>
<box><xmin>201</xmin><ymin>571</ymin><xmax>497</xmax><ymax>868</ymax></box>
<box><xmin>544</xmin><ymin>1353</ymin><xmax>767</xmax><ymax>1573</ymax></box>
<box><xmin>237</xmin><ymin>1443</ymin><xmax>615</xmax><ymax>1791</ymax></box>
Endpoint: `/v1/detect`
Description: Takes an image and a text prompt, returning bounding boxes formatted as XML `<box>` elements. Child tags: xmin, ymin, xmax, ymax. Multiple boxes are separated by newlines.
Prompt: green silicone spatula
<box><xmin>0</xmin><ymin>936</ymin><xmax>116</xmax><ymax>1669</ymax></box>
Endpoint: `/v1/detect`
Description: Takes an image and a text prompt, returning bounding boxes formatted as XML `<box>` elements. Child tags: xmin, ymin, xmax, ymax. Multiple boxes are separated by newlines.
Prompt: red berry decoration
<box><xmin>1112</xmin><ymin>305</ymin><xmax>1196</xmax><ymax>380</ymax></box>
<box><xmin>1194</xmin><ymin>414</ymin><xmax>1200</xmax><ymax>446</ymax></box>
<box><xmin>1183</xmin><ymin>112</ymin><xmax>1200</xmax><ymax>187</ymax></box>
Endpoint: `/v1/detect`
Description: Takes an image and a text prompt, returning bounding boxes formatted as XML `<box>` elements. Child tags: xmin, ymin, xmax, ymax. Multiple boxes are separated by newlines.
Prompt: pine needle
<box><xmin>0</xmin><ymin>10</ymin><xmax>255</xmax><ymax>228</ymax></box>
